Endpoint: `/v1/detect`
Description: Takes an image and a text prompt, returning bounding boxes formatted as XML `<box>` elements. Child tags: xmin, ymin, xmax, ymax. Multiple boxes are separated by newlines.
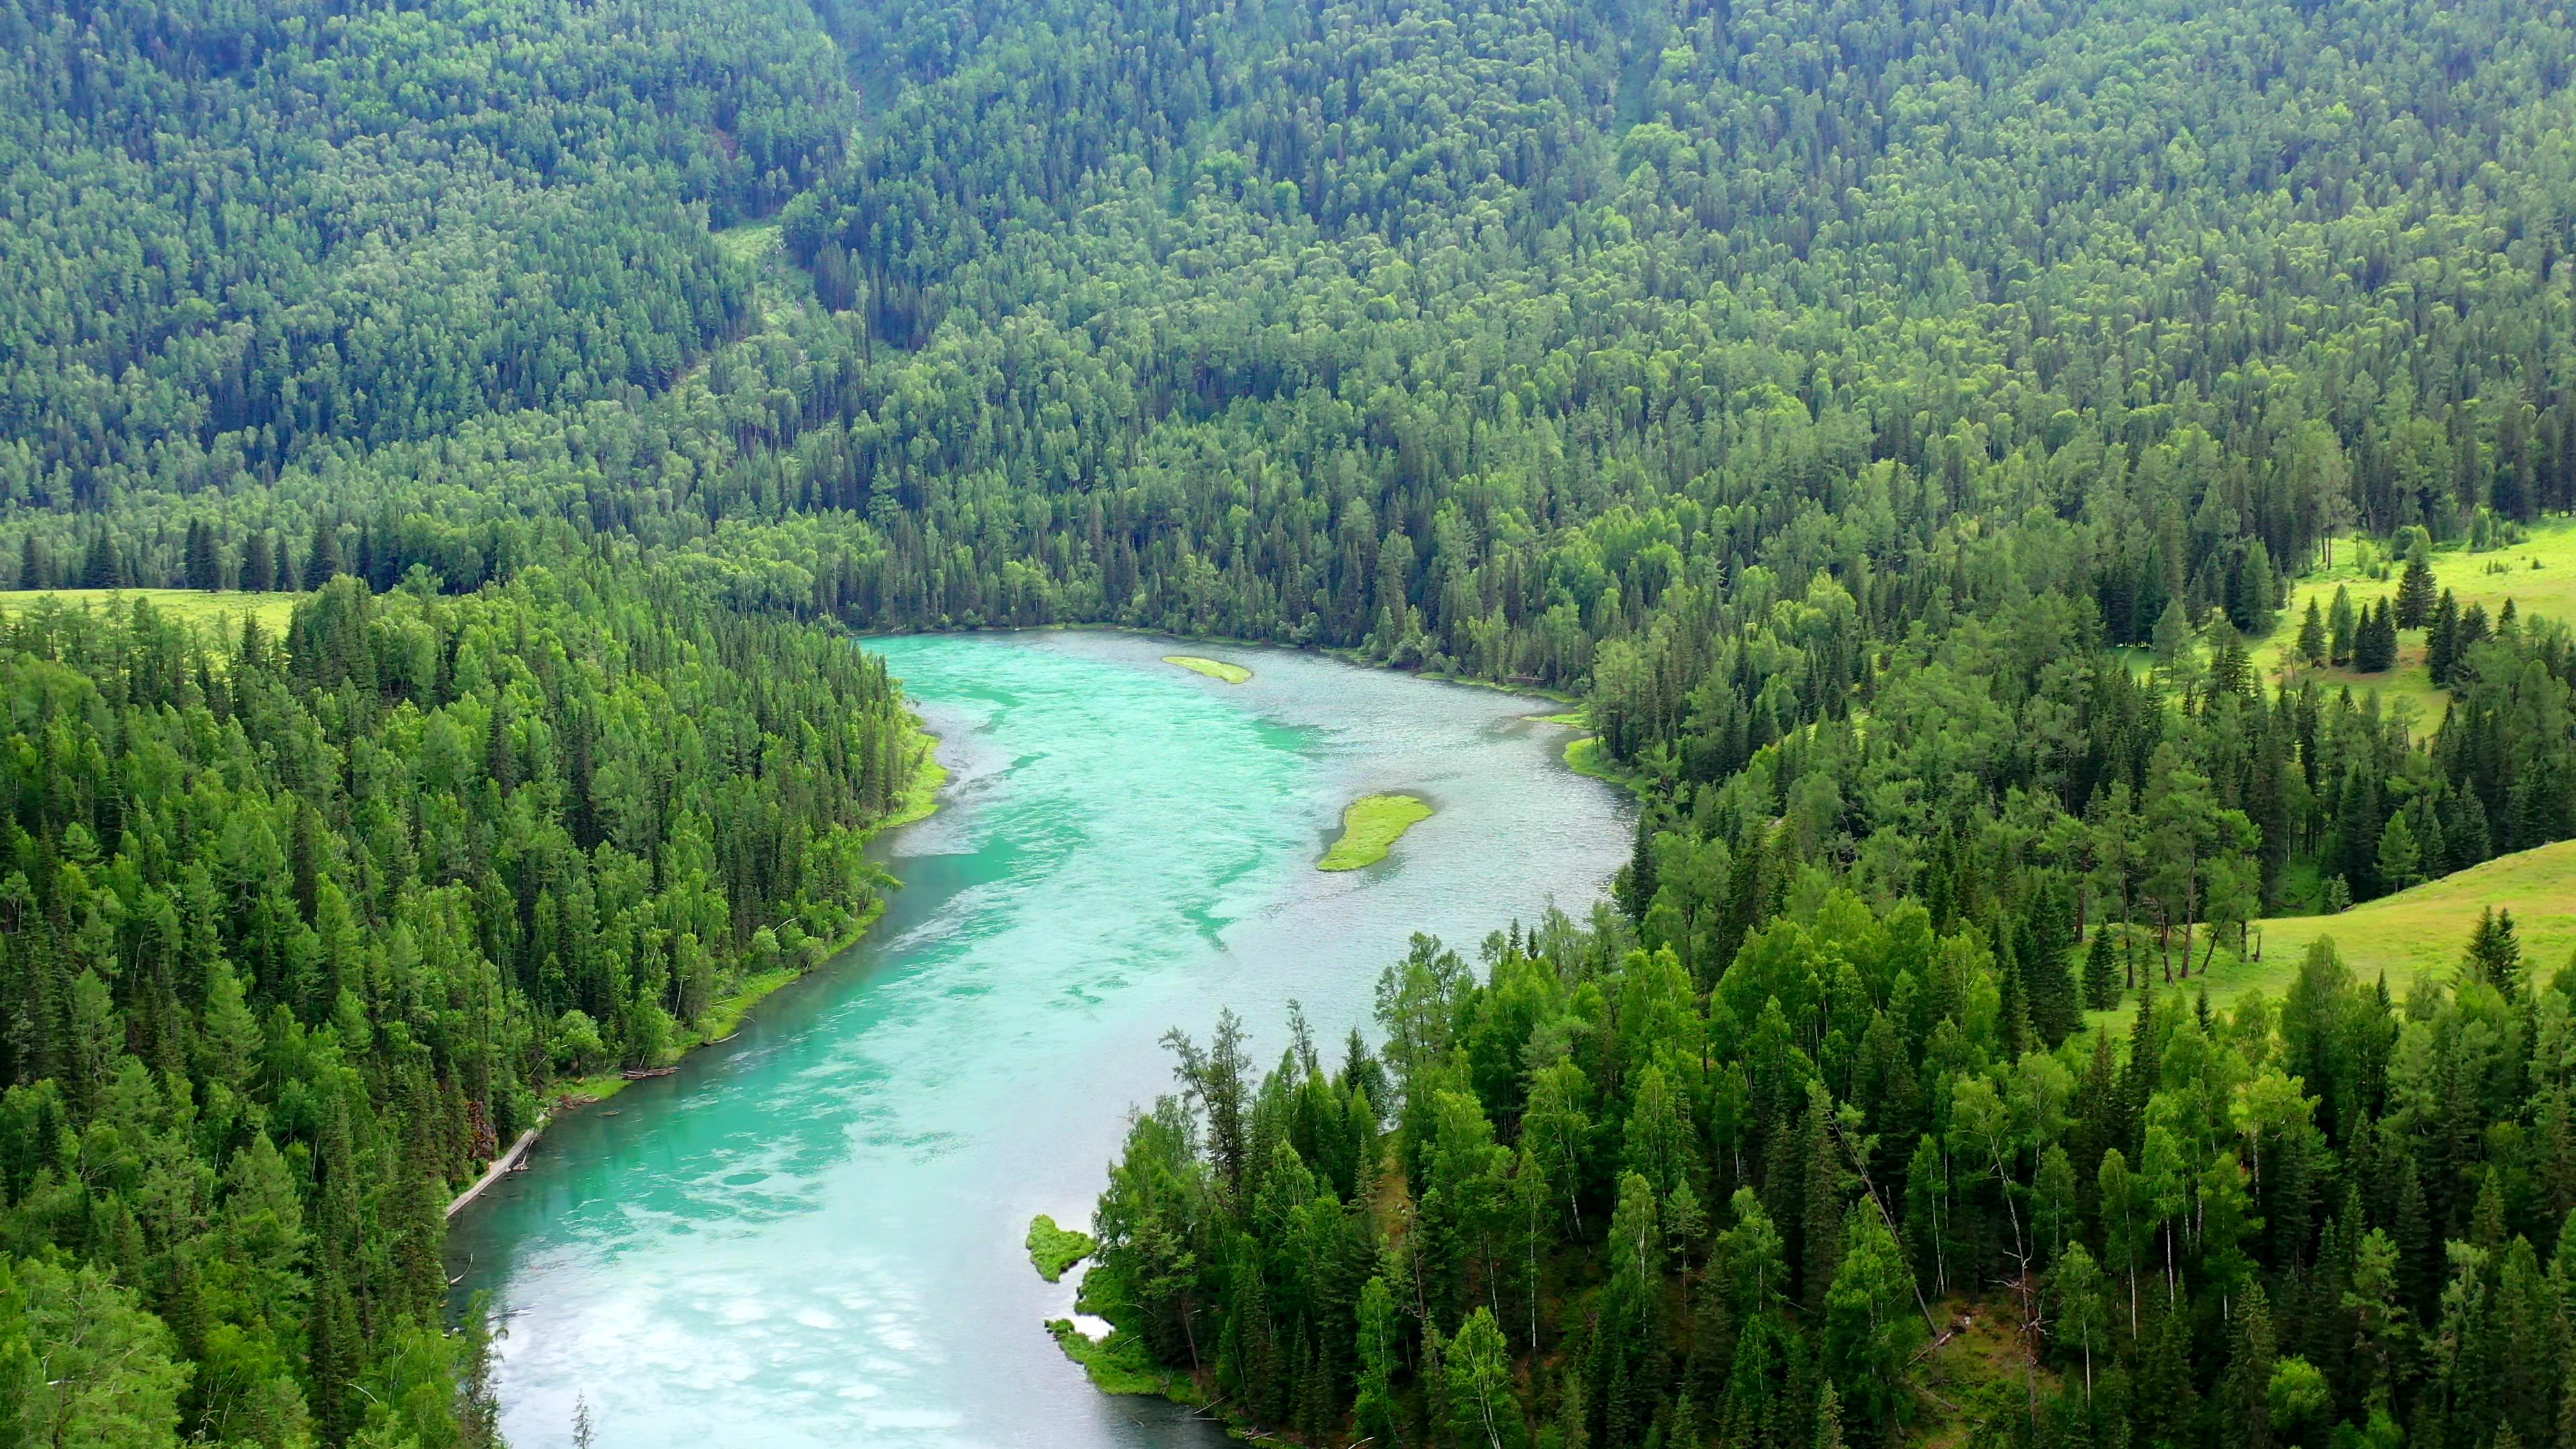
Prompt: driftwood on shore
<box><xmin>447</xmin><ymin>1126</ymin><xmax>541</xmax><ymax>1218</ymax></box>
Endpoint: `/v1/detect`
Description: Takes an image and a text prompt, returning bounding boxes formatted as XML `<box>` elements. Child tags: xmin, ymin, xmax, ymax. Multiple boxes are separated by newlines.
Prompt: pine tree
<box><xmin>2328</xmin><ymin>584</ymin><xmax>2357</xmax><ymax>665</ymax></box>
<box><xmin>240</xmin><ymin>530</ymin><xmax>274</xmax><ymax>592</ymax></box>
<box><xmin>184</xmin><ymin>520</ymin><xmax>221</xmax><ymax>591</ymax></box>
<box><xmin>305</xmin><ymin>518</ymin><xmax>342</xmax><ymax>584</ymax></box>
<box><xmin>2295</xmin><ymin>598</ymin><xmax>2327</xmax><ymax>665</ymax></box>
<box><xmin>2021</xmin><ymin>876</ymin><xmax>2079</xmax><ymax>1044</ymax></box>
<box><xmin>2083</xmin><ymin>925</ymin><xmax>2121</xmax><ymax>1010</ymax></box>
<box><xmin>2375</xmin><ymin>813</ymin><xmax>2420</xmax><ymax>894</ymax></box>
<box><xmin>1621</xmin><ymin>807</ymin><xmax>1658</xmax><ymax>922</ymax></box>
<box><xmin>2428</xmin><ymin>588</ymin><xmax>2462</xmax><ymax>683</ymax></box>
<box><xmin>79</xmin><ymin>529</ymin><xmax>120</xmax><ymax>589</ymax></box>
<box><xmin>2465</xmin><ymin>907</ymin><xmax>2523</xmax><ymax>998</ymax></box>
<box><xmin>2396</xmin><ymin>543</ymin><xmax>2438</xmax><ymax>627</ymax></box>
<box><xmin>2353</xmin><ymin>600</ymin><xmax>2398</xmax><ymax>672</ymax></box>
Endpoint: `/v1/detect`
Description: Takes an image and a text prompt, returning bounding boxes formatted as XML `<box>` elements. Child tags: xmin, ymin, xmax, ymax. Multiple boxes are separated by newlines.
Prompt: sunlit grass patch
<box><xmin>0</xmin><ymin>588</ymin><xmax>301</xmax><ymax>636</ymax></box>
<box><xmin>1026</xmin><ymin>1214</ymin><xmax>1095</xmax><ymax>1283</ymax></box>
<box><xmin>1163</xmin><ymin>653</ymin><xmax>1252</xmax><ymax>684</ymax></box>
<box><xmin>1318</xmin><ymin>793</ymin><xmax>1432</xmax><ymax>871</ymax></box>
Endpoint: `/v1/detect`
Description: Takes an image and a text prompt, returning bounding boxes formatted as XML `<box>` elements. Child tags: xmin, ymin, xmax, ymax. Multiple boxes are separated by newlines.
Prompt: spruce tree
<box><xmin>2083</xmin><ymin>924</ymin><xmax>2121</xmax><ymax>1011</ymax></box>
<box><xmin>1621</xmin><ymin>807</ymin><xmax>1658</xmax><ymax>922</ymax></box>
<box><xmin>2295</xmin><ymin>598</ymin><xmax>2327</xmax><ymax>665</ymax></box>
<box><xmin>2396</xmin><ymin>543</ymin><xmax>2438</xmax><ymax>627</ymax></box>
<box><xmin>79</xmin><ymin>529</ymin><xmax>119</xmax><ymax>589</ymax></box>
<box><xmin>305</xmin><ymin>518</ymin><xmax>342</xmax><ymax>584</ymax></box>
<box><xmin>2375</xmin><ymin>814</ymin><xmax>2420</xmax><ymax>896</ymax></box>
<box><xmin>2461</xmin><ymin>602</ymin><xmax>2492</xmax><ymax>657</ymax></box>
<box><xmin>2465</xmin><ymin>907</ymin><xmax>2523</xmax><ymax>998</ymax></box>
<box><xmin>2352</xmin><ymin>600</ymin><xmax>2398</xmax><ymax>672</ymax></box>
<box><xmin>2428</xmin><ymin>588</ymin><xmax>2462</xmax><ymax>683</ymax></box>
<box><xmin>239</xmin><ymin>529</ymin><xmax>273</xmax><ymax>592</ymax></box>
<box><xmin>2021</xmin><ymin>876</ymin><xmax>2080</xmax><ymax>1044</ymax></box>
<box><xmin>2328</xmin><ymin>584</ymin><xmax>2357</xmax><ymax>665</ymax></box>
<box><xmin>184</xmin><ymin>519</ymin><xmax>219</xmax><ymax>590</ymax></box>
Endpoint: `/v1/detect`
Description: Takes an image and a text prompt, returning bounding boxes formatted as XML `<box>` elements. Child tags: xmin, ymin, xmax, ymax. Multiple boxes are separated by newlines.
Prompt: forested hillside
<box><xmin>0</xmin><ymin>565</ymin><xmax>920</xmax><ymax>1443</ymax></box>
<box><xmin>1</xmin><ymin>0</ymin><xmax>2574</xmax><ymax>1440</ymax></box>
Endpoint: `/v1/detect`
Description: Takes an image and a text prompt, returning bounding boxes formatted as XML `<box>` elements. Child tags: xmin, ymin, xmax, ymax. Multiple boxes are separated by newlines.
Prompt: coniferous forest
<box><xmin>3</xmin><ymin>0</ymin><xmax>2576</xmax><ymax>1439</ymax></box>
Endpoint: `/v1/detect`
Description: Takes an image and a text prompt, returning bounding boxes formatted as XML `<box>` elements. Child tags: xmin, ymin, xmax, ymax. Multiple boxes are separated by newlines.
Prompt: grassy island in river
<box><xmin>1164</xmin><ymin>654</ymin><xmax>1252</xmax><ymax>683</ymax></box>
<box><xmin>1025</xmin><ymin>1215</ymin><xmax>1096</xmax><ymax>1283</ymax></box>
<box><xmin>1317</xmin><ymin>794</ymin><xmax>1432</xmax><ymax>871</ymax></box>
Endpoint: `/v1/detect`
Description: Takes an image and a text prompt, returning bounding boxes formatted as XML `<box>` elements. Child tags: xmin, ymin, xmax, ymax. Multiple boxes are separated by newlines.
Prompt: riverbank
<box><xmin>446</xmin><ymin>1127</ymin><xmax>541</xmax><ymax>1218</ymax></box>
<box><xmin>447</xmin><ymin>712</ymin><xmax>950</xmax><ymax>1204</ymax></box>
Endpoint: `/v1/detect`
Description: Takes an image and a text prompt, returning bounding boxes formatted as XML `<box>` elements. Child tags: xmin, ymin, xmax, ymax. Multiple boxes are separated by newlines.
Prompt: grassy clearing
<box><xmin>712</xmin><ymin>221</ymin><xmax>782</xmax><ymax>264</ymax></box>
<box><xmin>1026</xmin><ymin>1215</ymin><xmax>1095</xmax><ymax>1283</ymax></box>
<box><xmin>1915</xmin><ymin>1297</ymin><xmax>2058</xmax><ymax>1449</ymax></box>
<box><xmin>1318</xmin><ymin>793</ymin><xmax>1433</xmax><ymax>871</ymax></box>
<box><xmin>0</xmin><ymin>588</ymin><xmax>301</xmax><ymax>635</ymax></box>
<box><xmin>1163</xmin><ymin>653</ymin><xmax>1252</xmax><ymax>684</ymax></box>
<box><xmin>2248</xmin><ymin>840</ymin><xmax>2576</xmax><ymax>1003</ymax></box>
<box><xmin>2245</xmin><ymin>521</ymin><xmax>2576</xmax><ymax>737</ymax></box>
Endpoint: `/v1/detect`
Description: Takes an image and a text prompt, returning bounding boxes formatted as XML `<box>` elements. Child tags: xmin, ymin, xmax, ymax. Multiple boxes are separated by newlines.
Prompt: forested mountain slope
<box><xmin>0</xmin><ymin>566</ymin><xmax>922</xmax><ymax>1443</ymax></box>
<box><xmin>0</xmin><ymin>0</ymin><xmax>2572</xmax><ymax>1442</ymax></box>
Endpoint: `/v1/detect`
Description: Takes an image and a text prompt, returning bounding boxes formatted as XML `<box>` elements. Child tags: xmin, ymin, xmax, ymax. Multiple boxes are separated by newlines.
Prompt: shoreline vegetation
<box><xmin>1317</xmin><ymin>793</ymin><xmax>1434</xmax><ymax>871</ymax></box>
<box><xmin>1164</xmin><ymin>653</ymin><xmax>1252</xmax><ymax>683</ymax></box>
<box><xmin>446</xmin><ymin>713</ymin><xmax>949</xmax><ymax>1213</ymax></box>
<box><xmin>1046</xmin><ymin>1262</ymin><xmax>1210</xmax><ymax>1406</ymax></box>
<box><xmin>1532</xmin><ymin>708</ymin><xmax>1652</xmax><ymax>798</ymax></box>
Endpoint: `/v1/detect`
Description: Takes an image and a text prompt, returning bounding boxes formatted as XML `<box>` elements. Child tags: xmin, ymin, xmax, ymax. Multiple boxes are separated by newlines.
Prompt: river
<box><xmin>444</xmin><ymin>631</ymin><xmax>1629</xmax><ymax>1447</ymax></box>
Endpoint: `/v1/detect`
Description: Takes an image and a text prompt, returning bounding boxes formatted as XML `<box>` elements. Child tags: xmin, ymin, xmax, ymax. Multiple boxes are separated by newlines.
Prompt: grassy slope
<box><xmin>2077</xmin><ymin>841</ymin><xmax>2576</xmax><ymax>1030</ymax></box>
<box><xmin>0</xmin><ymin>588</ymin><xmax>302</xmax><ymax>635</ymax></box>
<box><xmin>1318</xmin><ymin>793</ymin><xmax>1433</xmax><ymax>870</ymax></box>
<box><xmin>2247</xmin><ymin>839</ymin><xmax>2576</xmax><ymax>1003</ymax></box>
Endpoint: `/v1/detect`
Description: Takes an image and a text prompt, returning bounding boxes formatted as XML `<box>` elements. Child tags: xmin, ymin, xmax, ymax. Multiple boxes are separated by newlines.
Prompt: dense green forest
<box><xmin>1084</xmin><ymin>898</ymin><xmax>2571</xmax><ymax>1449</ymax></box>
<box><xmin>3</xmin><ymin>0</ymin><xmax>2576</xmax><ymax>1438</ymax></box>
<box><xmin>0</xmin><ymin>566</ymin><xmax>920</xmax><ymax>1444</ymax></box>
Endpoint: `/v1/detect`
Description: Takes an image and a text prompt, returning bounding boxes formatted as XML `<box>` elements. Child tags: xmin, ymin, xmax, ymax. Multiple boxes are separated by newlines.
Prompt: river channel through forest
<box><xmin>444</xmin><ymin>631</ymin><xmax>1629</xmax><ymax>1447</ymax></box>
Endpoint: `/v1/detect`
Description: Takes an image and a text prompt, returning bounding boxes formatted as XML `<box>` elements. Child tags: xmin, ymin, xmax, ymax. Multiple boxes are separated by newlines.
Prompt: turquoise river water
<box><xmin>445</xmin><ymin>631</ymin><xmax>1629</xmax><ymax>1446</ymax></box>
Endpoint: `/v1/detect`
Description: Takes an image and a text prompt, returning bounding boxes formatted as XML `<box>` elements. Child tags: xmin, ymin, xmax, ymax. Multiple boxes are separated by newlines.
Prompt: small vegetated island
<box><xmin>1163</xmin><ymin>653</ymin><xmax>1251</xmax><ymax>684</ymax></box>
<box><xmin>1024</xmin><ymin>1215</ymin><xmax>1095</xmax><ymax>1283</ymax></box>
<box><xmin>1317</xmin><ymin>793</ymin><xmax>1432</xmax><ymax>871</ymax></box>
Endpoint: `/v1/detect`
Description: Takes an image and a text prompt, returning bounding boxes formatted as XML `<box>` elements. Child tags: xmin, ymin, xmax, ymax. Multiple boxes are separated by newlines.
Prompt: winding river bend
<box><xmin>445</xmin><ymin>631</ymin><xmax>1629</xmax><ymax>1447</ymax></box>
